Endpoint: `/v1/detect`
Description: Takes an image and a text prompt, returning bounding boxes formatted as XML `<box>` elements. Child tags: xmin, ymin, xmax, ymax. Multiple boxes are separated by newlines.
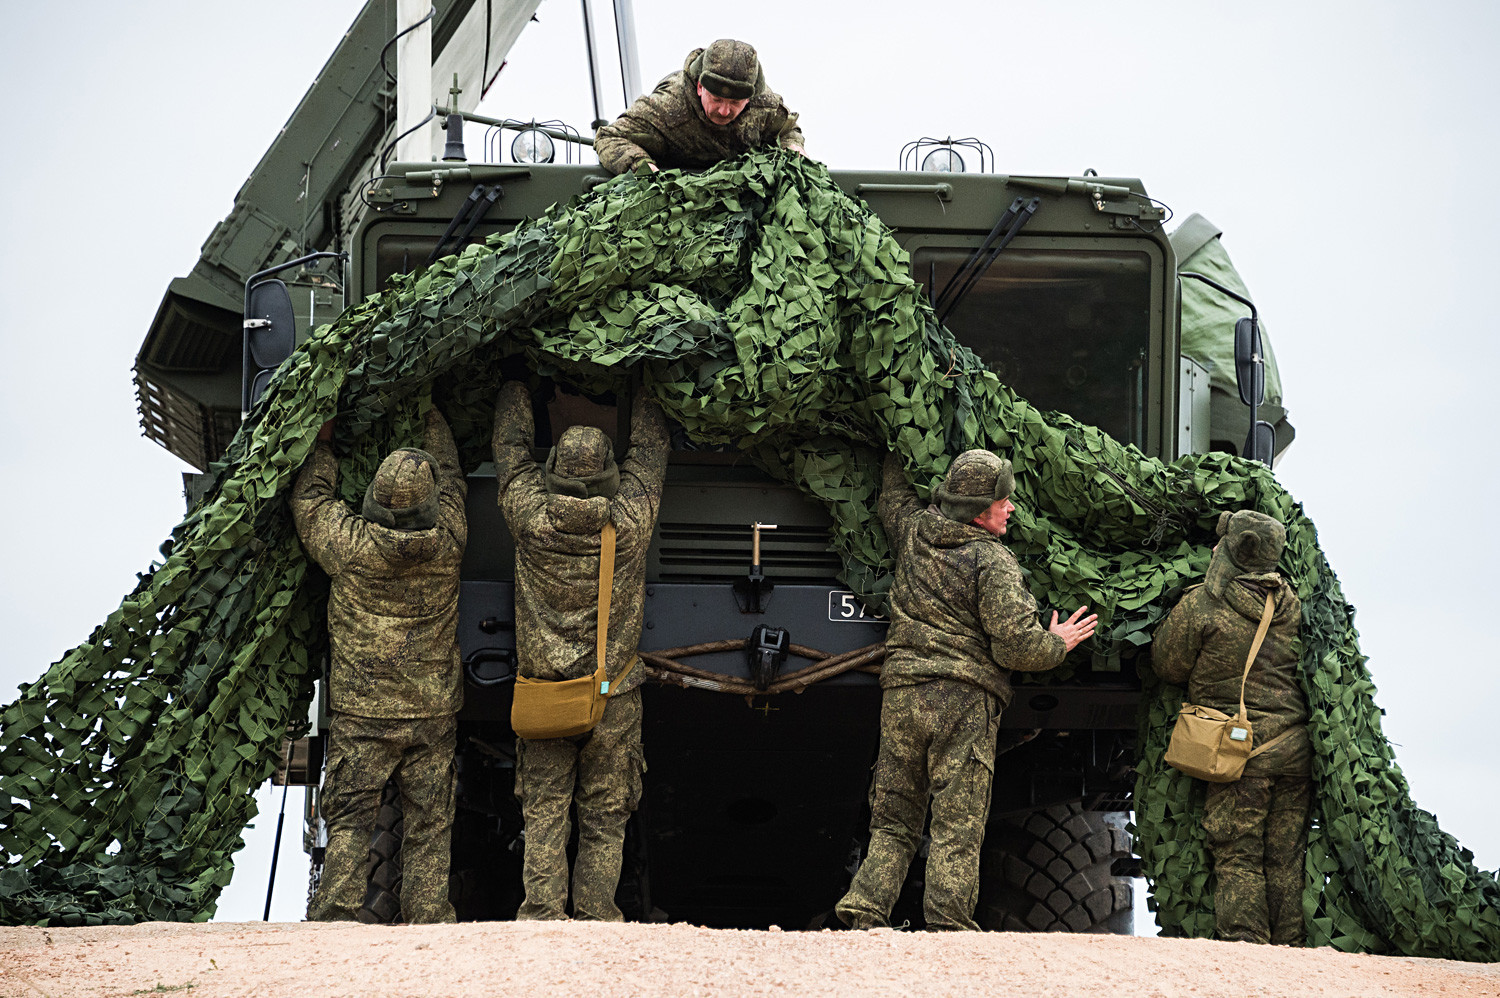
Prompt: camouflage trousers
<box><xmin>1204</xmin><ymin>774</ymin><xmax>1311</xmax><ymax>945</ymax></box>
<box><xmin>308</xmin><ymin>712</ymin><xmax>457</xmax><ymax>924</ymax></box>
<box><xmin>837</xmin><ymin>679</ymin><xmax>999</xmax><ymax>930</ymax></box>
<box><xmin>515</xmin><ymin>688</ymin><xmax>644</xmax><ymax>921</ymax></box>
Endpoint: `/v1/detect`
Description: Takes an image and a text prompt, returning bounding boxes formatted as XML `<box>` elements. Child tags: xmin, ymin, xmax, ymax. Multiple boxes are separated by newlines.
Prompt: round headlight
<box><xmin>920</xmin><ymin>148</ymin><xmax>965</xmax><ymax>173</ymax></box>
<box><xmin>511</xmin><ymin>128</ymin><xmax>555</xmax><ymax>164</ymax></box>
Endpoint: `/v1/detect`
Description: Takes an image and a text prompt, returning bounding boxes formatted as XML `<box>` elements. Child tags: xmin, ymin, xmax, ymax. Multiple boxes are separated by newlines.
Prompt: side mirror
<box><xmin>1233</xmin><ymin>316</ymin><xmax>1264</xmax><ymax>407</ymax></box>
<box><xmin>239</xmin><ymin>251</ymin><xmax>346</xmax><ymax>419</ymax></box>
<box><xmin>1243</xmin><ymin>420</ymin><xmax>1275</xmax><ymax>466</ymax></box>
<box><xmin>249</xmin><ymin>369</ymin><xmax>277</xmax><ymax>410</ymax></box>
<box><xmin>246</xmin><ymin>279</ymin><xmax>296</xmax><ymax>366</ymax></box>
<box><xmin>243</xmin><ymin>278</ymin><xmax>297</xmax><ymax>413</ymax></box>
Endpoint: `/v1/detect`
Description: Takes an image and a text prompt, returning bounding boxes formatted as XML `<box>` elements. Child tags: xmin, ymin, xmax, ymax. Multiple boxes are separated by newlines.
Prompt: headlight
<box><xmin>511</xmin><ymin>128</ymin><xmax>555</xmax><ymax>164</ymax></box>
<box><xmin>920</xmin><ymin>148</ymin><xmax>965</xmax><ymax>173</ymax></box>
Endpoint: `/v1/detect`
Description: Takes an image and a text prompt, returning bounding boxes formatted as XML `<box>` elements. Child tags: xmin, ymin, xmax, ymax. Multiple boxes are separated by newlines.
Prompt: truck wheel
<box><xmin>976</xmin><ymin>803</ymin><xmax>1133</xmax><ymax>933</ymax></box>
<box><xmin>358</xmin><ymin>780</ymin><xmax>404</xmax><ymax>924</ymax></box>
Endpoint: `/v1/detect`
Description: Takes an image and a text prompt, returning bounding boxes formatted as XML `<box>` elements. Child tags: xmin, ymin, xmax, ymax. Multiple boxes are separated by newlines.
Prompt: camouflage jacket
<box><xmin>1152</xmin><ymin>576</ymin><xmax>1310</xmax><ymax>777</ymax></box>
<box><xmin>594</xmin><ymin>48</ymin><xmax>805</xmax><ymax>174</ymax></box>
<box><xmin>491</xmin><ymin>383</ymin><xmax>669</xmax><ymax>695</ymax></box>
<box><xmin>878</xmin><ymin>456</ymin><xmax>1066</xmax><ymax>705</ymax></box>
<box><xmin>290</xmin><ymin>409</ymin><xmax>467</xmax><ymax>719</ymax></box>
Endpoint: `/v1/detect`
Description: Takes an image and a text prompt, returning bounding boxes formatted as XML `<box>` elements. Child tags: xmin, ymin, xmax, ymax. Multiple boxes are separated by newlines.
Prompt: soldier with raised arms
<box><xmin>833</xmin><ymin>451</ymin><xmax>1098</xmax><ymax>930</ymax></box>
<box><xmin>291</xmin><ymin>406</ymin><xmax>468</xmax><ymax>924</ymax></box>
<box><xmin>595</xmin><ymin>38</ymin><xmax>806</xmax><ymax>175</ymax></box>
<box><xmin>492</xmin><ymin>381</ymin><xmax>670</xmax><ymax>920</ymax></box>
<box><xmin>1152</xmin><ymin>510</ymin><xmax>1310</xmax><ymax>945</ymax></box>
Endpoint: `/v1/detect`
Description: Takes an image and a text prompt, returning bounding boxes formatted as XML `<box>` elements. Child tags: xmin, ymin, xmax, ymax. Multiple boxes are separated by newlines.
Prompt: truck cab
<box><xmin>317</xmin><ymin>154</ymin><xmax>1179</xmax><ymax>928</ymax></box>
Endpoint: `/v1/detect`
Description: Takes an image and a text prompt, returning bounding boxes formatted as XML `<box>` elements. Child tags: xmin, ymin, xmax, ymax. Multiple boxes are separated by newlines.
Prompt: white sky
<box><xmin>1</xmin><ymin>0</ymin><xmax>1496</xmax><ymax>927</ymax></box>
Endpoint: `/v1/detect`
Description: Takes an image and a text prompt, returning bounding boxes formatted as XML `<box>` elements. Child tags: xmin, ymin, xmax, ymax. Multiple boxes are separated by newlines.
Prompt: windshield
<box><xmin>912</xmin><ymin>246</ymin><xmax>1153</xmax><ymax>447</ymax></box>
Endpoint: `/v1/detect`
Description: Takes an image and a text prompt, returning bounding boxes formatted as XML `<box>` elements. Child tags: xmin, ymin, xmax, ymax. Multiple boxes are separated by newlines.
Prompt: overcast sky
<box><xmin>2</xmin><ymin>0</ymin><xmax>1496</xmax><ymax>926</ymax></box>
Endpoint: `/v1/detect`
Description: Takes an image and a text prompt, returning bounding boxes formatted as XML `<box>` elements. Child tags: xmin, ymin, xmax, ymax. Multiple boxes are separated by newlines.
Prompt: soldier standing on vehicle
<box><xmin>833</xmin><ymin>451</ymin><xmax>1098</xmax><ymax>930</ymax></box>
<box><xmin>292</xmin><ymin>406</ymin><xmax>468</xmax><ymax>924</ymax></box>
<box><xmin>1152</xmin><ymin>510</ymin><xmax>1309</xmax><ymax>945</ymax></box>
<box><xmin>594</xmin><ymin>38</ymin><xmax>806</xmax><ymax>174</ymax></box>
<box><xmin>492</xmin><ymin>381</ymin><xmax>670</xmax><ymax>920</ymax></box>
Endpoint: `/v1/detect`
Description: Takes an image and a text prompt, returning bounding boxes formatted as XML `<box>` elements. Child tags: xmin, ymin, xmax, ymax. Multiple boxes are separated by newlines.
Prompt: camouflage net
<box><xmin>1</xmin><ymin>151</ymin><xmax>1496</xmax><ymax>957</ymax></box>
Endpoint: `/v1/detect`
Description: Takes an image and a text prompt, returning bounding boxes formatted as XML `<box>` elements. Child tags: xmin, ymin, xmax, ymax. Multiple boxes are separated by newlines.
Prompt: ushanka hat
<box><xmin>934</xmin><ymin>449</ymin><xmax>1014</xmax><ymax>524</ymax></box>
<box><xmin>1217</xmin><ymin>509</ymin><xmax>1286</xmax><ymax>573</ymax></box>
<box><xmin>1204</xmin><ymin>509</ymin><xmax>1286</xmax><ymax>595</ymax></box>
<box><xmin>696</xmin><ymin>39</ymin><xmax>760</xmax><ymax>100</ymax></box>
<box><xmin>362</xmin><ymin>448</ymin><xmax>440</xmax><ymax>530</ymax></box>
<box><xmin>544</xmin><ymin>425</ymin><xmax>620</xmax><ymax>499</ymax></box>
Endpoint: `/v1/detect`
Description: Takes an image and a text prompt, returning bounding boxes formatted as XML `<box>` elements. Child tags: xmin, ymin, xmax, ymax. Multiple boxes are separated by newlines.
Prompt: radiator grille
<box><xmin>653</xmin><ymin>522</ymin><xmax>841</xmax><ymax>580</ymax></box>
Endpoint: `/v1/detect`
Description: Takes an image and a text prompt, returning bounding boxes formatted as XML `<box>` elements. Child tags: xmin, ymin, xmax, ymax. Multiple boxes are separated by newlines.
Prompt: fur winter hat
<box><xmin>1217</xmin><ymin>510</ymin><xmax>1286</xmax><ymax>572</ymax></box>
<box><xmin>1204</xmin><ymin>509</ymin><xmax>1286</xmax><ymax>595</ymax></box>
<box><xmin>692</xmin><ymin>39</ymin><xmax>762</xmax><ymax>100</ymax></box>
<box><xmin>544</xmin><ymin>425</ymin><xmax>620</xmax><ymax>499</ymax></box>
<box><xmin>362</xmin><ymin>448</ymin><xmax>440</xmax><ymax>530</ymax></box>
<box><xmin>934</xmin><ymin>450</ymin><xmax>1014</xmax><ymax>524</ymax></box>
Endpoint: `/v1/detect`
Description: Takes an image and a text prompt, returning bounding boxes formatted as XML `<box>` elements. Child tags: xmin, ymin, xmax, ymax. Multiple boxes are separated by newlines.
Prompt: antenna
<box><xmin>579</xmin><ymin>0</ymin><xmax>609</xmax><ymax>129</ymax></box>
<box><xmin>613</xmin><ymin>0</ymin><xmax>643</xmax><ymax>104</ymax></box>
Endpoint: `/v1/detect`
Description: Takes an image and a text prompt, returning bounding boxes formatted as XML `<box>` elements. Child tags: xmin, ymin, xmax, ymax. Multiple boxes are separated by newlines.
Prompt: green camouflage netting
<box><xmin>1</xmin><ymin>151</ymin><xmax>1496</xmax><ymax>957</ymax></box>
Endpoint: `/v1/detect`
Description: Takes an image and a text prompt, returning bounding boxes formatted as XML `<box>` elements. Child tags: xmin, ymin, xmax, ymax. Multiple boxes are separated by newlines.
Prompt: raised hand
<box><xmin>1049</xmin><ymin>605</ymin><xmax>1099</xmax><ymax>652</ymax></box>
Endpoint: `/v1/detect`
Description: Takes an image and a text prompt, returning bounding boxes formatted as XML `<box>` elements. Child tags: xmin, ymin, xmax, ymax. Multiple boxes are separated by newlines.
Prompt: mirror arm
<box><xmin>1179</xmin><ymin>271</ymin><xmax>1258</xmax><ymax>326</ymax></box>
<box><xmin>243</xmin><ymin>251</ymin><xmax>349</xmax><ymax>313</ymax></box>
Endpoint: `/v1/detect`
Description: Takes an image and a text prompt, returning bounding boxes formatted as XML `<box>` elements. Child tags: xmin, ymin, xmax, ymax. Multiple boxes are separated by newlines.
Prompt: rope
<box><xmin>639</xmin><ymin>640</ymin><xmax>886</xmax><ymax>696</ymax></box>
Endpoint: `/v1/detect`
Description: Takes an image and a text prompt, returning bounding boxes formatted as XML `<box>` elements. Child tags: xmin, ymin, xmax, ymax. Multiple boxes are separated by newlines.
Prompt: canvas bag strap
<box><xmin>596</xmin><ymin>522</ymin><xmax>617</xmax><ymax>691</ymax></box>
<box><xmin>1247</xmin><ymin>726</ymin><xmax>1297</xmax><ymax>759</ymax></box>
<box><xmin>1236</xmin><ymin>592</ymin><xmax>1276</xmax><ymax>720</ymax></box>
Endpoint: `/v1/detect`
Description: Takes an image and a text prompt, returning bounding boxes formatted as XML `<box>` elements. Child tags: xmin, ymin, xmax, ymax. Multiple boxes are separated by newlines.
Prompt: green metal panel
<box><xmin>134</xmin><ymin>0</ymin><xmax>537</xmax><ymax>468</ymax></box>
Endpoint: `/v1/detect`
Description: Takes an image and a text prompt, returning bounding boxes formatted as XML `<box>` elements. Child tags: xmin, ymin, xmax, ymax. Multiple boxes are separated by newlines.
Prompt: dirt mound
<box><xmin>2</xmin><ymin>921</ymin><xmax>1497</xmax><ymax>997</ymax></box>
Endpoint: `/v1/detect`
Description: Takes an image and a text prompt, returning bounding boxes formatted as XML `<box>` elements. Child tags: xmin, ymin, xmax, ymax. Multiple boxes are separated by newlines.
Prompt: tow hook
<box><xmin>733</xmin><ymin>521</ymin><xmax>777</xmax><ymax>613</ymax></box>
<box><xmin>747</xmin><ymin>625</ymin><xmax>790</xmax><ymax>691</ymax></box>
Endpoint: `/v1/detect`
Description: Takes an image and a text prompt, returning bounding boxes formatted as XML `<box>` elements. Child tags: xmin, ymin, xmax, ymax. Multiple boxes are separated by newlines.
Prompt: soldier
<box><xmin>833</xmin><ymin>451</ymin><xmax>1098</xmax><ymax>930</ymax></box>
<box><xmin>594</xmin><ymin>38</ymin><xmax>806</xmax><ymax>175</ymax></box>
<box><xmin>491</xmin><ymin>381</ymin><xmax>670</xmax><ymax>920</ymax></box>
<box><xmin>291</xmin><ymin>406</ymin><xmax>468</xmax><ymax>924</ymax></box>
<box><xmin>1152</xmin><ymin>510</ymin><xmax>1309</xmax><ymax>945</ymax></box>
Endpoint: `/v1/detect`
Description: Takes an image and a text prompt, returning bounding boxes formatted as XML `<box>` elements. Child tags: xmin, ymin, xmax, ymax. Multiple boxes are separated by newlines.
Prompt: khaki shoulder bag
<box><xmin>510</xmin><ymin>522</ymin><xmax>638</xmax><ymax>740</ymax></box>
<box><xmin>1163</xmin><ymin>592</ymin><xmax>1294</xmax><ymax>783</ymax></box>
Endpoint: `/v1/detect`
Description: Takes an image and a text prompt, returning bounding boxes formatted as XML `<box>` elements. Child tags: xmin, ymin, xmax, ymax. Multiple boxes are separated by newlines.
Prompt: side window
<box><xmin>375</xmin><ymin>235</ymin><xmax>443</xmax><ymax>286</ymax></box>
<box><xmin>543</xmin><ymin>388</ymin><xmax>619</xmax><ymax>451</ymax></box>
<box><xmin>913</xmin><ymin>247</ymin><xmax>1153</xmax><ymax>447</ymax></box>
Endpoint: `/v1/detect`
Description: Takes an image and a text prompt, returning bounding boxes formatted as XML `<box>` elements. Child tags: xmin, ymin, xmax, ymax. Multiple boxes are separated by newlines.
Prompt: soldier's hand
<box><xmin>316</xmin><ymin>419</ymin><xmax>334</xmax><ymax>442</ymax></box>
<box><xmin>1049</xmin><ymin>606</ymin><xmax>1099</xmax><ymax>653</ymax></box>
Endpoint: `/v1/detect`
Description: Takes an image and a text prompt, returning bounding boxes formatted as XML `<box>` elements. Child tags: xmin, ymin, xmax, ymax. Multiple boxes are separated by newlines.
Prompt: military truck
<box><xmin>132</xmin><ymin>0</ymin><xmax>1286</xmax><ymax>931</ymax></box>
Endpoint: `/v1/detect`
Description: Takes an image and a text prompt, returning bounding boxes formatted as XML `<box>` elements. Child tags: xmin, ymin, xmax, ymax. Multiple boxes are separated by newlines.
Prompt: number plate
<box><xmin>828</xmin><ymin>590</ymin><xmax>883</xmax><ymax>622</ymax></box>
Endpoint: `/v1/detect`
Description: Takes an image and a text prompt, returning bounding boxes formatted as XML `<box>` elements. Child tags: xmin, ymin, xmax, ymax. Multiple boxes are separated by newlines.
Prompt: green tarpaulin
<box><xmin>1172</xmin><ymin>213</ymin><xmax>1295</xmax><ymax>457</ymax></box>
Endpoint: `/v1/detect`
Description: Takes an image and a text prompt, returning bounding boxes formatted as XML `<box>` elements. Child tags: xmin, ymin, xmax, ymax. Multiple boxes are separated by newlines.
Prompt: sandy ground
<box><xmin>2</xmin><ymin>921</ymin><xmax>1497</xmax><ymax>998</ymax></box>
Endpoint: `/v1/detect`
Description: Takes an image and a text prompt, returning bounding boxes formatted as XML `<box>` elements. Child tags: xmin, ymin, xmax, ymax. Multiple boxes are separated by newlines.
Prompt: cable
<box><xmin>378</xmin><ymin>5</ymin><xmax>436</xmax><ymax>84</ymax></box>
<box><xmin>481</xmin><ymin>0</ymin><xmax>491</xmax><ymax>96</ymax></box>
<box><xmin>373</xmin><ymin>6</ymin><xmax>439</xmax><ymax>177</ymax></box>
<box><xmin>357</xmin><ymin>173</ymin><xmax>409</xmax><ymax>213</ymax></box>
<box><xmin>1125</xmin><ymin>191</ymin><xmax>1174</xmax><ymax>232</ymax></box>
<box><xmin>378</xmin><ymin>110</ymin><xmax>438</xmax><ymax>172</ymax></box>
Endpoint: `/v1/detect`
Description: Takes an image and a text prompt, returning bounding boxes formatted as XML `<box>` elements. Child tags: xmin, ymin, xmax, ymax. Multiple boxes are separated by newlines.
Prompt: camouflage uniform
<box><xmin>595</xmin><ymin>39</ymin><xmax>805</xmax><ymax>174</ymax></box>
<box><xmin>1153</xmin><ymin>510</ymin><xmax>1310</xmax><ymax>945</ymax></box>
<box><xmin>837</xmin><ymin>452</ymin><xmax>1067</xmax><ymax>930</ymax></box>
<box><xmin>491</xmin><ymin>382</ymin><xmax>669</xmax><ymax>920</ymax></box>
<box><xmin>291</xmin><ymin>408</ymin><xmax>468</xmax><ymax>924</ymax></box>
